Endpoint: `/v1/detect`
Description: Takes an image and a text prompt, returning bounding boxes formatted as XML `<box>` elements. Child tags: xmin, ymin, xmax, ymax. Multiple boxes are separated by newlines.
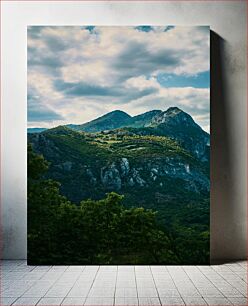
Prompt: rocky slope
<box><xmin>149</xmin><ymin>107</ymin><xmax>210</xmax><ymax>160</ymax></box>
<box><xmin>28</xmin><ymin>124</ymin><xmax>209</xmax><ymax>206</ymax></box>
<box><xmin>28</xmin><ymin>107</ymin><xmax>209</xmax><ymax>161</ymax></box>
<box><xmin>116</xmin><ymin>107</ymin><xmax>210</xmax><ymax>161</ymax></box>
<box><xmin>67</xmin><ymin>109</ymin><xmax>163</xmax><ymax>132</ymax></box>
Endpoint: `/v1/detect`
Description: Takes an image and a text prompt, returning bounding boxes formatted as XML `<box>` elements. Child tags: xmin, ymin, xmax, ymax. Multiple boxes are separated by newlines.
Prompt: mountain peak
<box><xmin>94</xmin><ymin>110</ymin><xmax>131</xmax><ymax>121</ymax></box>
<box><xmin>43</xmin><ymin>125</ymin><xmax>76</xmax><ymax>135</ymax></box>
<box><xmin>151</xmin><ymin>107</ymin><xmax>195</xmax><ymax>127</ymax></box>
<box><xmin>109</xmin><ymin>109</ymin><xmax>130</xmax><ymax>116</ymax></box>
<box><xmin>78</xmin><ymin>110</ymin><xmax>131</xmax><ymax>133</ymax></box>
<box><xmin>165</xmin><ymin>106</ymin><xmax>182</xmax><ymax>114</ymax></box>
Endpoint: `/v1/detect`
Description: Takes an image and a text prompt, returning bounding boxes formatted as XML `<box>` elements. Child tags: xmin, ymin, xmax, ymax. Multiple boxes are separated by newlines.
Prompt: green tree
<box><xmin>28</xmin><ymin>144</ymin><xmax>71</xmax><ymax>263</ymax></box>
<box><xmin>28</xmin><ymin>144</ymin><xmax>175</xmax><ymax>264</ymax></box>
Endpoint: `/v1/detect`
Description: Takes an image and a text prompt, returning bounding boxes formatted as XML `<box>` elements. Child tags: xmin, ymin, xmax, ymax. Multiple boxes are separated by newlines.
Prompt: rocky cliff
<box><xmin>28</xmin><ymin>122</ymin><xmax>209</xmax><ymax>205</ymax></box>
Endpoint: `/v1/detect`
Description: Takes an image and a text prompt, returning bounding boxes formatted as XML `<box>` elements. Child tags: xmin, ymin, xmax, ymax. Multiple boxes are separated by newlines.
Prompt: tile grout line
<box><xmin>182</xmin><ymin>265</ymin><xmax>207</xmax><ymax>304</ymax></box>
<box><xmin>232</xmin><ymin>269</ymin><xmax>247</xmax><ymax>283</ymax></box>
<box><xmin>11</xmin><ymin>265</ymin><xmax>64</xmax><ymax>306</ymax></box>
<box><xmin>83</xmin><ymin>266</ymin><xmax>100</xmax><ymax>306</ymax></box>
<box><xmin>166</xmin><ymin>267</ymin><xmax>186</xmax><ymax>306</ymax></box>
<box><xmin>9</xmin><ymin>297</ymin><xmax>19</xmax><ymax>306</ymax></box>
<box><xmin>35</xmin><ymin>295</ymin><xmax>42</xmax><ymax>305</ymax></box>
<box><xmin>18</xmin><ymin>266</ymin><xmax>69</xmax><ymax>305</ymax></box>
<box><xmin>134</xmin><ymin>266</ymin><xmax>139</xmax><ymax>306</ymax></box>
<box><xmin>10</xmin><ymin>270</ymin><xmax>43</xmax><ymax>302</ymax></box>
<box><xmin>149</xmin><ymin>266</ymin><xmax>162</xmax><ymax>306</ymax></box>
<box><xmin>20</xmin><ymin>266</ymin><xmax>61</xmax><ymax>300</ymax></box>
<box><xmin>210</xmin><ymin>267</ymin><xmax>247</xmax><ymax>298</ymax></box>
<box><xmin>60</xmin><ymin>265</ymin><xmax>86</xmax><ymax>305</ymax></box>
<box><xmin>113</xmin><ymin>266</ymin><xmax>118</xmax><ymax>306</ymax></box>
<box><xmin>195</xmin><ymin>265</ymin><xmax>228</xmax><ymax>305</ymax></box>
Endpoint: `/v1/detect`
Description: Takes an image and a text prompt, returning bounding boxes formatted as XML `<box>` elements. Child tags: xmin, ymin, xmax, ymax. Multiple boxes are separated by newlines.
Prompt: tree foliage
<box><xmin>28</xmin><ymin>145</ymin><xmax>180</xmax><ymax>264</ymax></box>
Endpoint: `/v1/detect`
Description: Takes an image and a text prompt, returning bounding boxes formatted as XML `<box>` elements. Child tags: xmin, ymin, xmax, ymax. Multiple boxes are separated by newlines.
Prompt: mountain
<box><xmin>150</xmin><ymin>107</ymin><xmax>197</xmax><ymax>126</ymax></box>
<box><xmin>70</xmin><ymin>110</ymin><xmax>132</xmax><ymax>133</ymax></box>
<box><xmin>150</xmin><ymin>107</ymin><xmax>210</xmax><ymax>160</ymax></box>
<box><xmin>126</xmin><ymin>110</ymin><xmax>162</xmax><ymax>128</ymax></box>
<box><xmin>28</xmin><ymin>107</ymin><xmax>210</xmax><ymax>265</ymax></box>
<box><xmin>28</xmin><ymin>123</ymin><xmax>209</xmax><ymax>205</ymax></box>
<box><xmin>115</xmin><ymin>107</ymin><xmax>209</xmax><ymax>161</ymax></box>
<box><xmin>28</xmin><ymin>107</ymin><xmax>210</xmax><ymax>264</ymax></box>
<box><xmin>66</xmin><ymin>110</ymin><xmax>163</xmax><ymax>132</ymax></box>
<box><xmin>28</xmin><ymin>108</ymin><xmax>209</xmax><ymax>153</ymax></box>
<box><xmin>28</xmin><ymin>128</ymin><xmax>47</xmax><ymax>133</ymax></box>
<box><xmin>28</xmin><ymin>107</ymin><xmax>209</xmax><ymax>162</ymax></box>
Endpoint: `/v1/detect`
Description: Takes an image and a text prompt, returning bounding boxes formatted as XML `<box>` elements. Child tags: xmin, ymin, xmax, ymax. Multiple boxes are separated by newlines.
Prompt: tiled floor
<box><xmin>1</xmin><ymin>260</ymin><xmax>247</xmax><ymax>306</ymax></box>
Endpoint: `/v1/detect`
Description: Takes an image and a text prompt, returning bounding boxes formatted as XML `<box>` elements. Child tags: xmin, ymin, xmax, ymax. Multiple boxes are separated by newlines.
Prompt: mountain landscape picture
<box><xmin>27</xmin><ymin>26</ymin><xmax>210</xmax><ymax>264</ymax></box>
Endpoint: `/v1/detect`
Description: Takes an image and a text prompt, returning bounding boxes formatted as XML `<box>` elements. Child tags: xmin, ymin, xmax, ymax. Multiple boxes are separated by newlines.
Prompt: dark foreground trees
<box><xmin>28</xmin><ymin>144</ymin><xmax>176</xmax><ymax>264</ymax></box>
<box><xmin>28</xmin><ymin>144</ymin><xmax>209</xmax><ymax>264</ymax></box>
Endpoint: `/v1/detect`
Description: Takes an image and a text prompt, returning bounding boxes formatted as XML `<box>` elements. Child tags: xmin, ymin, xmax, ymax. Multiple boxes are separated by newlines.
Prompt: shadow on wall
<box><xmin>210</xmin><ymin>31</ymin><xmax>243</xmax><ymax>264</ymax></box>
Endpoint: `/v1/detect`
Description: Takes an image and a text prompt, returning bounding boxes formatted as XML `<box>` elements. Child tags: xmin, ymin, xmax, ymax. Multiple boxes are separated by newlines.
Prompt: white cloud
<box><xmin>27</xmin><ymin>26</ymin><xmax>210</xmax><ymax>131</ymax></box>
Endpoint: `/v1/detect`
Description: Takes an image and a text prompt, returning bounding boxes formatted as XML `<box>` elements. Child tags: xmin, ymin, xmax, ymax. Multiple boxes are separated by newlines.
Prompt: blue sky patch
<box><xmin>135</xmin><ymin>26</ymin><xmax>153</xmax><ymax>32</ymax></box>
<box><xmin>157</xmin><ymin>71</ymin><xmax>210</xmax><ymax>88</ymax></box>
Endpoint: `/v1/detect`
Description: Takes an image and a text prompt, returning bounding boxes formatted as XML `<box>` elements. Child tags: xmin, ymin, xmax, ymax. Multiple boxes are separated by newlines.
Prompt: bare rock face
<box><xmin>131</xmin><ymin>168</ymin><xmax>146</xmax><ymax>187</ymax></box>
<box><xmin>149</xmin><ymin>107</ymin><xmax>210</xmax><ymax>160</ymax></box>
<box><xmin>86</xmin><ymin>168</ymin><xmax>97</xmax><ymax>185</ymax></box>
<box><xmin>101</xmin><ymin>163</ymin><xmax>122</xmax><ymax>190</ymax></box>
<box><xmin>120</xmin><ymin>158</ymin><xmax>130</xmax><ymax>176</ymax></box>
<box><xmin>98</xmin><ymin>157</ymin><xmax>209</xmax><ymax>193</ymax></box>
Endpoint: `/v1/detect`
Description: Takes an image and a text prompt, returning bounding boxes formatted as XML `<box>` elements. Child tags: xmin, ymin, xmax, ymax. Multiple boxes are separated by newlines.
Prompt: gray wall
<box><xmin>1</xmin><ymin>1</ymin><xmax>247</xmax><ymax>262</ymax></box>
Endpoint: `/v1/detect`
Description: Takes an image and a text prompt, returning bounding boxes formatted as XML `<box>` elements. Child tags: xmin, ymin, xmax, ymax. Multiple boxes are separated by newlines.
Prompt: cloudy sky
<box><xmin>27</xmin><ymin>26</ymin><xmax>210</xmax><ymax>132</ymax></box>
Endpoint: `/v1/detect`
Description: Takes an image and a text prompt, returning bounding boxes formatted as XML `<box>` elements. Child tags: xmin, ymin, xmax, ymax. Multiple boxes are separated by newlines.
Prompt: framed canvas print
<box><xmin>27</xmin><ymin>26</ymin><xmax>210</xmax><ymax>265</ymax></box>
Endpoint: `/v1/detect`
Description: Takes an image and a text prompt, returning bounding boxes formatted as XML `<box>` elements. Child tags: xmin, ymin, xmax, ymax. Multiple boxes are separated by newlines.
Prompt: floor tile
<box><xmin>85</xmin><ymin>297</ymin><xmax>114</xmax><ymax>305</ymax></box>
<box><xmin>45</xmin><ymin>284</ymin><xmax>72</xmax><ymax>297</ymax></box>
<box><xmin>22</xmin><ymin>281</ymin><xmax>54</xmax><ymax>297</ymax></box>
<box><xmin>100</xmin><ymin>266</ymin><xmax>117</xmax><ymax>272</ymax></box>
<box><xmin>37</xmin><ymin>297</ymin><xmax>64</xmax><ymax>305</ymax></box>
<box><xmin>83</xmin><ymin>266</ymin><xmax>99</xmax><ymax>273</ymax></box>
<box><xmin>118</xmin><ymin>266</ymin><xmax>134</xmax><ymax>272</ymax></box>
<box><xmin>66</xmin><ymin>266</ymin><xmax>85</xmax><ymax>272</ymax></box>
<box><xmin>61</xmin><ymin>297</ymin><xmax>86</xmax><ymax>305</ymax></box>
<box><xmin>88</xmin><ymin>287</ymin><xmax>115</xmax><ymax>298</ymax></box>
<box><xmin>32</xmin><ymin>266</ymin><xmax>52</xmax><ymax>272</ymax></box>
<box><xmin>2</xmin><ymin>289</ymin><xmax>30</xmax><ymax>298</ymax></box>
<box><xmin>228</xmin><ymin>297</ymin><xmax>248</xmax><ymax>305</ymax></box>
<box><xmin>67</xmin><ymin>285</ymin><xmax>91</xmax><ymax>297</ymax></box>
<box><xmin>0</xmin><ymin>260</ymin><xmax>247</xmax><ymax>306</ymax></box>
<box><xmin>115</xmin><ymin>297</ymin><xmax>138</xmax><ymax>305</ymax></box>
<box><xmin>116</xmin><ymin>279</ymin><xmax>136</xmax><ymax>288</ymax></box>
<box><xmin>197</xmin><ymin>287</ymin><xmax>224</xmax><ymax>297</ymax></box>
<box><xmin>182</xmin><ymin>297</ymin><xmax>207</xmax><ymax>305</ymax></box>
<box><xmin>204</xmin><ymin>297</ymin><xmax>232</xmax><ymax>305</ymax></box>
<box><xmin>136</xmin><ymin>278</ymin><xmax>155</xmax><ymax>287</ymax></box>
<box><xmin>138</xmin><ymin>287</ymin><xmax>158</xmax><ymax>298</ymax></box>
<box><xmin>0</xmin><ymin>297</ymin><xmax>18</xmax><ymax>306</ymax></box>
<box><xmin>49</xmin><ymin>266</ymin><xmax>68</xmax><ymax>272</ymax></box>
<box><xmin>115</xmin><ymin>287</ymin><xmax>137</xmax><ymax>298</ymax></box>
<box><xmin>178</xmin><ymin>288</ymin><xmax>201</xmax><ymax>298</ymax></box>
<box><xmin>92</xmin><ymin>279</ymin><xmax>116</xmax><ymax>288</ymax></box>
<box><xmin>160</xmin><ymin>297</ymin><xmax>185</xmax><ymax>305</ymax></box>
<box><xmin>138</xmin><ymin>297</ymin><xmax>161</xmax><ymax>305</ymax></box>
<box><xmin>218</xmin><ymin>286</ymin><xmax>245</xmax><ymax>297</ymax></box>
<box><xmin>157</xmin><ymin>288</ymin><xmax>180</xmax><ymax>298</ymax></box>
<box><xmin>12</xmin><ymin>297</ymin><xmax>40</xmax><ymax>305</ymax></box>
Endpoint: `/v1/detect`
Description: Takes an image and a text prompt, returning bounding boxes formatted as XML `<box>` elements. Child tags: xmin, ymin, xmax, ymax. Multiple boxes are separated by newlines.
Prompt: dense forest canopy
<box><xmin>28</xmin><ymin>144</ymin><xmax>209</xmax><ymax>264</ymax></box>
